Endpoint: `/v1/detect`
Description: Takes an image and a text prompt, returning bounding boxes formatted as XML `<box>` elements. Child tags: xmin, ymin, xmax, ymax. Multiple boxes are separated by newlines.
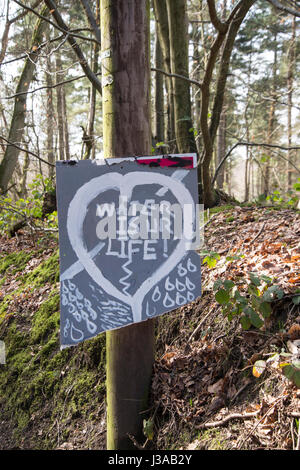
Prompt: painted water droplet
<box><xmin>68</xmin><ymin>291</ymin><xmax>77</xmax><ymax>303</ymax></box>
<box><xmin>68</xmin><ymin>280</ymin><xmax>76</xmax><ymax>291</ymax></box>
<box><xmin>75</xmin><ymin>288</ymin><xmax>83</xmax><ymax>300</ymax></box>
<box><xmin>176</xmin><ymin>292</ymin><xmax>186</xmax><ymax>305</ymax></box>
<box><xmin>187</xmin><ymin>258</ymin><xmax>197</xmax><ymax>272</ymax></box>
<box><xmin>187</xmin><ymin>291</ymin><xmax>194</xmax><ymax>302</ymax></box>
<box><xmin>186</xmin><ymin>276</ymin><xmax>195</xmax><ymax>291</ymax></box>
<box><xmin>177</xmin><ymin>263</ymin><xmax>187</xmax><ymax>277</ymax></box>
<box><xmin>165</xmin><ymin>276</ymin><xmax>175</xmax><ymax>291</ymax></box>
<box><xmin>163</xmin><ymin>292</ymin><xmax>175</xmax><ymax>308</ymax></box>
<box><xmin>68</xmin><ymin>303</ymin><xmax>76</xmax><ymax>314</ymax></box>
<box><xmin>73</xmin><ymin>310</ymin><xmax>82</xmax><ymax>322</ymax></box>
<box><xmin>146</xmin><ymin>302</ymin><xmax>157</xmax><ymax>318</ymax></box>
<box><xmin>76</xmin><ymin>301</ymin><xmax>84</xmax><ymax>310</ymax></box>
<box><xmin>62</xmin><ymin>281</ymin><xmax>68</xmax><ymax>294</ymax></box>
<box><xmin>176</xmin><ymin>279</ymin><xmax>186</xmax><ymax>292</ymax></box>
<box><xmin>63</xmin><ymin>319</ymin><xmax>70</xmax><ymax>338</ymax></box>
<box><xmin>70</xmin><ymin>323</ymin><xmax>84</xmax><ymax>342</ymax></box>
<box><xmin>84</xmin><ymin>298</ymin><xmax>92</xmax><ymax>308</ymax></box>
<box><xmin>81</xmin><ymin>310</ymin><xmax>97</xmax><ymax>334</ymax></box>
<box><xmin>152</xmin><ymin>286</ymin><xmax>161</xmax><ymax>302</ymax></box>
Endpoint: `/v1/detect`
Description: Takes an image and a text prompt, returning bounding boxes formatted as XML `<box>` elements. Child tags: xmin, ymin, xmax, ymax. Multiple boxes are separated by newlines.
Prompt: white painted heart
<box><xmin>66</xmin><ymin>171</ymin><xmax>195</xmax><ymax>322</ymax></box>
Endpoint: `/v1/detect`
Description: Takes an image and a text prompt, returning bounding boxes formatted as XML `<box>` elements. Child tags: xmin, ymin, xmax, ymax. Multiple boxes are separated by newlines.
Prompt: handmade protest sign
<box><xmin>56</xmin><ymin>155</ymin><xmax>202</xmax><ymax>347</ymax></box>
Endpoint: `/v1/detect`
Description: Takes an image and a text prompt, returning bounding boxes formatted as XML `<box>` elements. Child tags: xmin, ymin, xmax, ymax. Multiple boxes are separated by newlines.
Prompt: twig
<box><xmin>187</xmin><ymin>307</ymin><xmax>215</xmax><ymax>344</ymax></box>
<box><xmin>297</xmin><ymin>423</ymin><xmax>300</xmax><ymax>451</ymax></box>
<box><xmin>127</xmin><ymin>433</ymin><xmax>145</xmax><ymax>450</ymax></box>
<box><xmin>212</xmin><ymin>141</ymin><xmax>300</xmax><ymax>186</ymax></box>
<box><xmin>0</xmin><ymin>135</ymin><xmax>55</xmax><ymax>167</ymax></box>
<box><xmin>291</xmin><ymin>418</ymin><xmax>296</xmax><ymax>450</ymax></box>
<box><xmin>237</xmin><ymin>394</ymin><xmax>286</xmax><ymax>449</ymax></box>
<box><xmin>266</xmin><ymin>0</ymin><xmax>300</xmax><ymax>18</ymax></box>
<box><xmin>249</xmin><ymin>222</ymin><xmax>266</xmax><ymax>245</ymax></box>
<box><xmin>196</xmin><ymin>409</ymin><xmax>261</xmax><ymax>429</ymax></box>
<box><xmin>2</xmin><ymin>72</ymin><xmax>102</xmax><ymax>100</ymax></box>
<box><xmin>12</xmin><ymin>0</ymin><xmax>100</xmax><ymax>44</ymax></box>
<box><xmin>151</xmin><ymin>67</ymin><xmax>202</xmax><ymax>88</ymax></box>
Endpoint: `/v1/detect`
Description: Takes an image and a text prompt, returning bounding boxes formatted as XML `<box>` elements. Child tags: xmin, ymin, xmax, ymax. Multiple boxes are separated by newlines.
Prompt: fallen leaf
<box><xmin>253</xmin><ymin>360</ymin><xmax>266</xmax><ymax>378</ymax></box>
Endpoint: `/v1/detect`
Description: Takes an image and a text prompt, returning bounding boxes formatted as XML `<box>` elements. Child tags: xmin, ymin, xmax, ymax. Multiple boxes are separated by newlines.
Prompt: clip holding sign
<box><xmin>102</xmin><ymin>74</ymin><xmax>114</xmax><ymax>87</ymax></box>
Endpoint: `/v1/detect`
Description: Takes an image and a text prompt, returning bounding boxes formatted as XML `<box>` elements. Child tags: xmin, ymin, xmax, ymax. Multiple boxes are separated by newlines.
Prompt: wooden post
<box><xmin>100</xmin><ymin>0</ymin><xmax>155</xmax><ymax>450</ymax></box>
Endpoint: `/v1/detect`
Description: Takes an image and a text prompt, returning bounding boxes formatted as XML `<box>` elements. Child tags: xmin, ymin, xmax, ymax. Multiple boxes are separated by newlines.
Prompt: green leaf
<box><xmin>293</xmin><ymin>182</ymin><xmax>300</xmax><ymax>191</ymax></box>
<box><xmin>143</xmin><ymin>418</ymin><xmax>154</xmax><ymax>440</ymax></box>
<box><xmin>293</xmin><ymin>370</ymin><xmax>300</xmax><ymax>388</ymax></box>
<box><xmin>292</xmin><ymin>296</ymin><xmax>300</xmax><ymax>305</ymax></box>
<box><xmin>234</xmin><ymin>290</ymin><xmax>247</xmax><ymax>304</ymax></box>
<box><xmin>203</xmin><ymin>252</ymin><xmax>220</xmax><ymax>269</ymax></box>
<box><xmin>215</xmin><ymin>289</ymin><xmax>230</xmax><ymax>305</ymax></box>
<box><xmin>262</xmin><ymin>285</ymin><xmax>284</xmax><ymax>302</ymax></box>
<box><xmin>282</xmin><ymin>364</ymin><xmax>295</xmax><ymax>380</ymax></box>
<box><xmin>248</xmin><ymin>284</ymin><xmax>260</xmax><ymax>296</ymax></box>
<box><xmin>223</xmin><ymin>280</ymin><xmax>235</xmax><ymax>291</ymax></box>
<box><xmin>249</xmin><ymin>273</ymin><xmax>261</xmax><ymax>286</ymax></box>
<box><xmin>240</xmin><ymin>315</ymin><xmax>251</xmax><ymax>330</ymax></box>
<box><xmin>244</xmin><ymin>306</ymin><xmax>264</xmax><ymax>329</ymax></box>
<box><xmin>213</xmin><ymin>279</ymin><xmax>223</xmax><ymax>291</ymax></box>
<box><xmin>259</xmin><ymin>301</ymin><xmax>272</xmax><ymax>318</ymax></box>
<box><xmin>250</xmin><ymin>310</ymin><xmax>264</xmax><ymax>329</ymax></box>
<box><xmin>260</xmin><ymin>274</ymin><xmax>273</xmax><ymax>284</ymax></box>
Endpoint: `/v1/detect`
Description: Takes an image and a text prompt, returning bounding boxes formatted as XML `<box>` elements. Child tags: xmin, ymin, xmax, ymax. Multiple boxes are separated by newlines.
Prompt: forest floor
<box><xmin>0</xmin><ymin>204</ymin><xmax>299</xmax><ymax>451</ymax></box>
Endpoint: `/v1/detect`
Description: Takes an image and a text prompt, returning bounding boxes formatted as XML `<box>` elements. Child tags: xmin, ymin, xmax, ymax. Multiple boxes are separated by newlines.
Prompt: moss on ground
<box><xmin>0</xmin><ymin>250</ymin><xmax>34</xmax><ymax>276</ymax></box>
<box><xmin>0</xmin><ymin>247</ymin><xmax>106</xmax><ymax>449</ymax></box>
<box><xmin>20</xmin><ymin>249</ymin><xmax>60</xmax><ymax>288</ymax></box>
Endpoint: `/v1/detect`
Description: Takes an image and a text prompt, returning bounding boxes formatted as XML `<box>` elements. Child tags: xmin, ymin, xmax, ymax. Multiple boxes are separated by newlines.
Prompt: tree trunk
<box><xmin>86</xmin><ymin>0</ymin><xmax>100</xmax><ymax>159</ymax></box>
<box><xmin>287</xmin><ymin>15</ymin><xmax>296</xmax><ymax>192</ymax></box>
<box><xmin>153</xmin><ymin>0</ymin><xmax>176</xmax><ymax>152</ymax></box>
<box><xmin>166</xmin><ymin>0</ymin><xmax>197</xmax><ymax>154</ymax></box>
<box><xmin>46</xmin><ymin>28</ymin><xmax>55</xmax><ymax>178</ymax></box>
<box><xmin>216</xmin><ymin>0</ymin><xmax>227</xmax><ymax>191</ymax></box>
<box><xmin>101</xmin><ymin>0</ymin><xmax>155</xmax><ymax>450</ymax></box>
<box><xmin>153</xmin><ymin>24</ymin><xmax>165</xmax><ymax>149</ymax></box>
<box><xmin>62</xmin><ymin>86</ymin><xmax>70</xmax><ymax>160</ymax></box>
<box><xmin>191</xmin><ymin>21</ymin><xmax>201</xmax><ymax>153</ymax></box>
<box><xmin>55</xmin><ymin>53</ymin><xmax>65</xmax><ymax>161</ymax></box>
<box><xmin>200</xmin><ymin>0</ymin><xmax>256</xmax><ymax>208</ymax></box>
<box><xmin>265</xmin><ymin>28</ymin><xmax>278</xmax><ymax>196</ymax></box>
<box><xmin>0</xmin><ymin>5</ymin><xmax>49</xmax><ymax>193</ymax></box>
<box><xmin>55</xmin><ymin>52</ymin><xmax>70</xmax><ymax>161</ymax></box>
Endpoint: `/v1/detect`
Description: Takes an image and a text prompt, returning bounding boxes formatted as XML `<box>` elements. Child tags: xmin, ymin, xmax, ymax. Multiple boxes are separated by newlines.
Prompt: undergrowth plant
<box><xmin>0</xmin><ymin>174</ymin><xmax>57</xmax><ymax>235</ymax></box>
<box><xmin>213</xmin><ymin>272</ymin><xmax>284</xmax><ymax>330</ymax></box>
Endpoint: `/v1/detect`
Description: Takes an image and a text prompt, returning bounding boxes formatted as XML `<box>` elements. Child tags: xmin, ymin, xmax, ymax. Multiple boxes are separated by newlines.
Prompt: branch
<box><xmin>266</xmin><ymin>0</ymin><xmax>300</xmax><ymax>17</ymax></box>
<box><xmin>207</xmin><ymin>0</ymin><xmax>228</xmax><ymax>33</ymax></box>
<box><xmin>0</xmin><ymin>135</ymin><xmax>55</xmax><ymax>167</ymax></box>
<box><xmin>1</xmin><ymin>30</ymin><xmax>93</xmax><ymax>67</ymax></box>
<box><xmin>43</xmin><ymin>0</ymin><xmax>102</xmax><ymax>95</ymax></box>
<box><xmin>212</xmin><ymin>141</ymin><xmax>300</xmax><ymax>185</ymax></box>
<box><xmin>195</xmin><ymin>409</ymin><xmax>260</xmax><ymax>429</ymax></box>
<box><xmin>2</xmin><ymin>72</ymin><xmax>102</xmax><ymax>99</ymax></box>
<box><xmin>208</xmin><ymin>0</ymin><xmax>256</xmax><ymax>147</ymax></box>
<box><xmin>0</xmin><ymin>0</ymin><xmax>43</xmax><ymax>64</ymax></box>
<box><xmin>151</xmin><ymin>67</ymin><xmax>202</xmax><ymax>88</ymax></box>
<box><xmin>79</xmin><ymin>0</ymin><xmax>101</xmax><ymax>42</ymax></box>
<box><xmin>12</xmin><ymin>0</ymin><xmax>100</xmax><ymax>45</ymax></box>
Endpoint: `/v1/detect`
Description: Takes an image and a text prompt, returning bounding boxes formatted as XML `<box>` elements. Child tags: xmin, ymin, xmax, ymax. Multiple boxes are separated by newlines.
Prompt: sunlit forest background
<box><xmin>0</xmin><ymin>0</ymin><xmax>299</xmax><ymax>212</ymax></box>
